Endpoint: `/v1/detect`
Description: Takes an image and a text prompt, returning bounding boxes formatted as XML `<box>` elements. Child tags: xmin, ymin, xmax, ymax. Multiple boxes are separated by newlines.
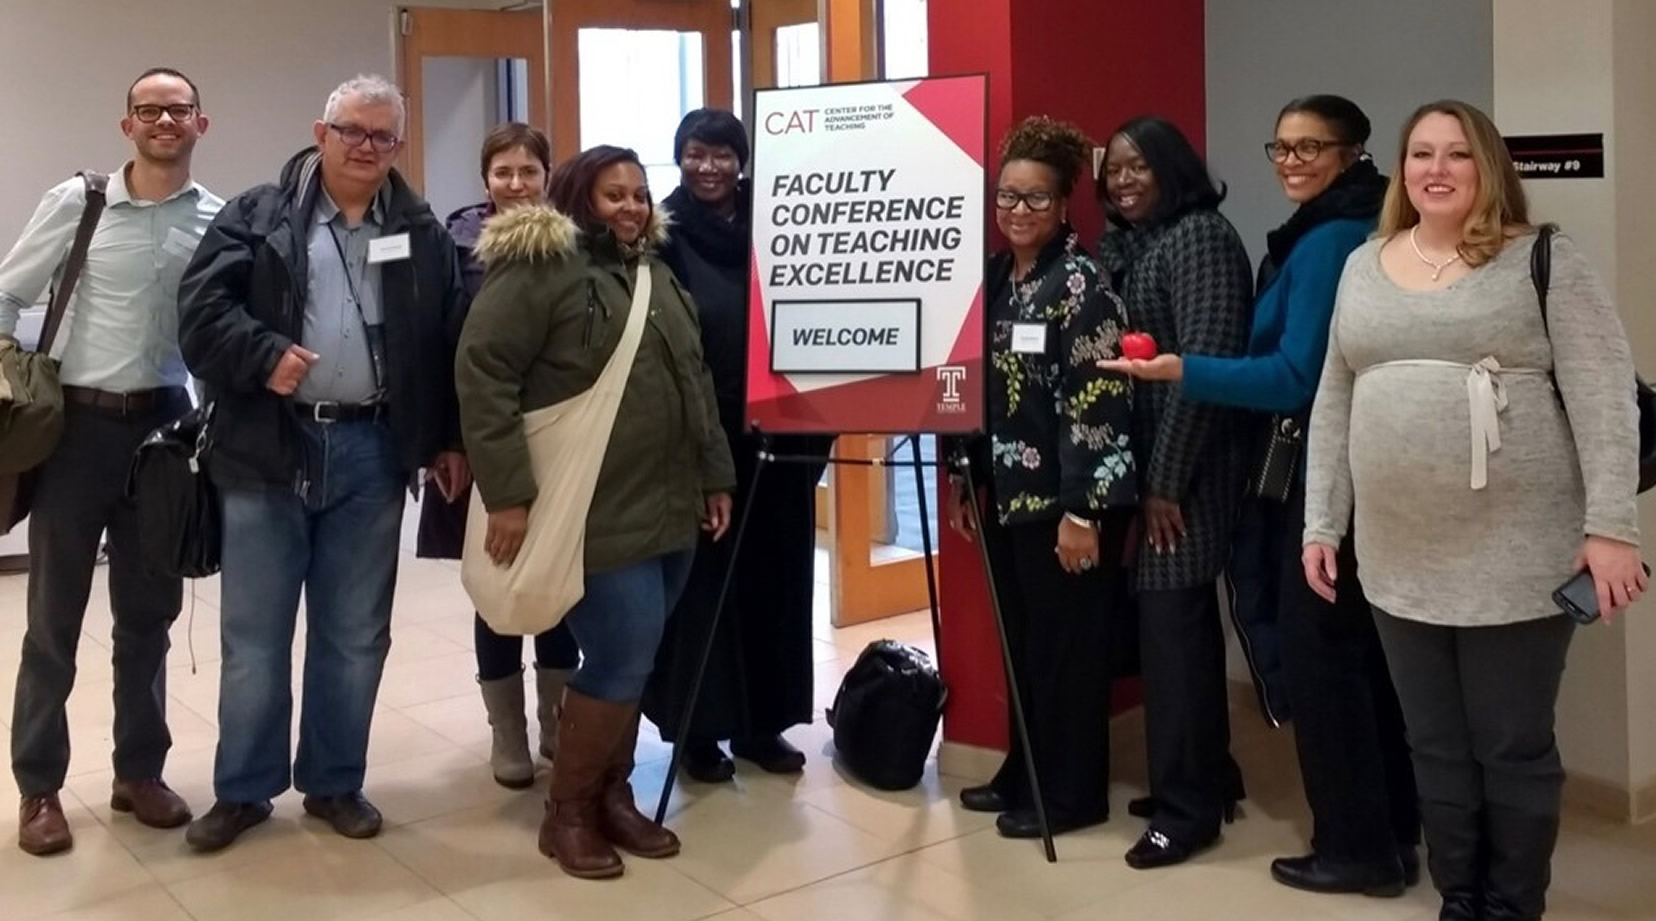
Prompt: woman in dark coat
<box><xmin>642</xmin><ymin>109</ymin><xmax>831</xmax><ymax>781</ymax></box>
<box><xmin>1096</xmin><ymin>116</ymin><xmax>1254</xmax><ymax>870</ymax></box>
<box><xmin>416</xmin><ymin>122</ymin><xmax>579</xmax><ymax>789</ymax></box>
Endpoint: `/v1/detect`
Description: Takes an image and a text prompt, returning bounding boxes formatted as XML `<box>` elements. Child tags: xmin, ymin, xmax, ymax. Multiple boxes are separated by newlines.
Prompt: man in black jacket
<box><xmin>176</xmin><ymin>74</ymin><xmax>469</xmax><ymax>852</ymax></box>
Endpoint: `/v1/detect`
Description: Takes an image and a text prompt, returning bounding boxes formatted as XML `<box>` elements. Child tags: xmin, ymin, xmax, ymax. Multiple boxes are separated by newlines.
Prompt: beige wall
<box><xmin>1496</xmin><ymin>0</ymin><xmax>1656</xmax><ymax>815</ymax></box>
<box><xmin>1610</xmin><ymin>0</ymin><xmax>1656</xmax><ymax>802</ymax></box>
<box><xmin>0</xmin><ymin>0</ymin><xmax>504</xmax><ymax>251</ymax></box>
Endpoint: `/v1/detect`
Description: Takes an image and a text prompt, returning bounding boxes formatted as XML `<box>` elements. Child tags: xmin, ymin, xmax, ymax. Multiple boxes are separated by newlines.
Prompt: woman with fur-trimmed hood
<box><xmin>455</xmin><ymin>144</ymin><xmax>736</xmax><ymax>880</ymax></box>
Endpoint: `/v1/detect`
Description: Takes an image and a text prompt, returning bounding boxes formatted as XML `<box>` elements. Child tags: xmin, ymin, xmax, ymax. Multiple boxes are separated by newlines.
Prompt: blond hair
<box><xmin>1377</xmin><ymin>100</ymin><xmax>1530</xmax><ymax>267</ymax></box>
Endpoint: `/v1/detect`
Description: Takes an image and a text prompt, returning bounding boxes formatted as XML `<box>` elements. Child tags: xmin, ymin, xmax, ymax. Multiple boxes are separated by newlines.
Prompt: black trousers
<box><xmin>980</xmin><ymin>510</ymin><xmax>1132</xmax><ymax>821</ymax></box>
<box><xmin>1373</xmin><ymin>609</ymin><xmax>1573</xmax><ymax>917</ymax></box>
<box><xmin>1139</xmin><ymin>582</ymin><xmax>1234</xmax><ymax>845</ymax></box>
<box><xmin>474</xmin><ymin>615</ymin><xmax>579</xmax><ymax>681</ymax></box>
<box><xmin>1278</xmin><ymin>485</ymin><xmax>1419</xmax><ymax>863</ymax></box>
<box><xmin>11</xmin><ymin>392</ymin><xmax>191</xmax><ymax>795</ymax></box>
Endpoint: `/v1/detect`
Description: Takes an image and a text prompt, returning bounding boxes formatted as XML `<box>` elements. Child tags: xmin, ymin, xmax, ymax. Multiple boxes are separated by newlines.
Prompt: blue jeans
<box><xmin>212</xmin><ymin>419</ymin><xmax>404</xmax><ymax>802</ymax></box>
<box><xmin>564</xmin><ymin>551</ymin><xmax>694</xmax><ymax>702</ymax></box>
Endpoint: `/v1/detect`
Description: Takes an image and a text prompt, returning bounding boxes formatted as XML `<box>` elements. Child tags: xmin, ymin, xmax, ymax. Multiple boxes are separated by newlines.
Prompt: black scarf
<box><xmin>1257</xmin><ymin>157</ymin><xmax>1388</xmax><ymax>292</ymax></box>
<box><xmin>663</xmin><ymin>181</ymin><xmax>750</xmax><ymax>270</ymax></box>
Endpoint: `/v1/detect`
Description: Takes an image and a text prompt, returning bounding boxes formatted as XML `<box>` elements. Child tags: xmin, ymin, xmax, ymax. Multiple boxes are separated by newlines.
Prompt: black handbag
<box><xmin>126</xmin><ymin>401</ymin><xmax>222</xmax><ymax>579</ymax></box>
<box><xmin>826</xmin><ymin>639</ymin><xmax>948</xmax><ymax>791</ymax></box>
<box><xmin>1246</xmin><ymin>413</ymin><xmax>1305</xmax><ymax>503</ymax></box>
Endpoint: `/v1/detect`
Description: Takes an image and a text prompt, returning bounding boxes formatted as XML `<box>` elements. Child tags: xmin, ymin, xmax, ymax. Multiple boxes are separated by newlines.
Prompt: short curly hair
<box><xmin>999</xmin><ymin>116</ymin><xmax>1094</xmax><ymax>197</ymax></box>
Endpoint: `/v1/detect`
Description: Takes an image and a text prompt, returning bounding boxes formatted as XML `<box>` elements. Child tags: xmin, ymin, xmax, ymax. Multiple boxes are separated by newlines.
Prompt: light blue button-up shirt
<box><xmin>296</xmin><ymin>191</ymin><xmax>385</xmax><ymax>405</ymax></box>
<box><xmin>0</xmin><ymin>165</ymin><xmax>222</xmax><ymax>391</ymax></box>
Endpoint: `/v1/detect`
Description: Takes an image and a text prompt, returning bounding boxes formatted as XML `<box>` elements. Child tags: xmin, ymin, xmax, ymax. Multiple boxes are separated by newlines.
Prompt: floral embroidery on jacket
<box><xmin>984</xmin><ymin>230</ymin><xmax>1137</xmax><ymax>524</ymax></box>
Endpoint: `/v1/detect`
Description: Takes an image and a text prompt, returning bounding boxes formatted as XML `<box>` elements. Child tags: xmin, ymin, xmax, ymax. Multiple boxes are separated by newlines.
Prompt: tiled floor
<box><xmin>1</xmin><ymin>506</ymin><xmax>1652</xmax><ymax>920</ymax></box>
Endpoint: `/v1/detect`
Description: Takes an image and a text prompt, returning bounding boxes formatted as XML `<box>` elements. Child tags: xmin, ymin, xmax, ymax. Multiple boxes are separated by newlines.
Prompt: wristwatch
<box><xmin>1063</xmin><ymin>511</ymin><xmax>1097</xmax><ymax>531</ymax></box>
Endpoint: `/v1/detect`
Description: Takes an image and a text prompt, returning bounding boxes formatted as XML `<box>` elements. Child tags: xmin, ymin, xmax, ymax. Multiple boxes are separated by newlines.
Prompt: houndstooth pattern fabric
<box><xmin>1100</xmin><ymin>209</ymin><xmax>1254</xmax><ymax>591</ymax></box>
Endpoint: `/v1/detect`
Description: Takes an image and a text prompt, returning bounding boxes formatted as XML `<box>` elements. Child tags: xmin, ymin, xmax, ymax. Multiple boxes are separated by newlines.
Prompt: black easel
<box><xmin>948</xmin><ymin>442</ymin><xmax>1058</xmax><ymax>863</ymax></box>
<box><xmin>652</xmin><ymin>429</ymin><xmax>948</xmax><ymax>826</ymax></box>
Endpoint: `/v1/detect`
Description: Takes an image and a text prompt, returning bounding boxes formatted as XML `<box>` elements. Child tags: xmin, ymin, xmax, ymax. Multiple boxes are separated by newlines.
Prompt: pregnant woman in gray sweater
<box><xmin>1304</xmin><ymin>100</ymin><xmax>1647</xmax><ymax>921</ymax></box>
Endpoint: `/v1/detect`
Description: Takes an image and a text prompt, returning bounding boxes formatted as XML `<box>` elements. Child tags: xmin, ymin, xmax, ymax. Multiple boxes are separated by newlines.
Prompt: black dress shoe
<box><xmin>959</xmin><ymin>784</ymin><xmax>1007</xmax><ymax>813</ymax></box>
<box><xmin>1127</xmin><ymin>795</ymin><xmax>1239</xmax><ymax>824</ymax></box>
<box><xmin>302</xmin><ymin>792</ymin><xmax>383</xmax><ymax>839</ymax></box>
<box><xmin>730</xmin><ymin>734</ymin><xmax>806</xmax><ymax>774</ymax></box>
<box><xmin>1270</xmin><ymin>853</ymin><xmax>1406</xmax><ymax>898</ymax></box>
<box><xmin>185</xmin><ymin>800</ymin><xmax>274</xmax><ymax>853</ymax></box>
<box><xmin>1125</xmin><ymin>828</ymin><xmax>1211</xmax><ymax>870</ymax></box>
<box><xmin>683</xmin><ymin>739</ymin><xmax>735</xmax><ymax>783</ymax></box>
<box><xmin>995</xmin><ymin>808</ymin><xmax>1106</xmax><ymax>839</ymax></box>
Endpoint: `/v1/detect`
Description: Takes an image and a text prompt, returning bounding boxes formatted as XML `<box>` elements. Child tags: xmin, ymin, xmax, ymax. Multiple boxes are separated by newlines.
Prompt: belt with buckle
<box><xmin>62</xmin><ymin>385</ymin><xmax>184</xmax><ymax>416</ymax></box>
<box><xmin>297</xmin><ymin>401</ymin><xmax>386</xmax><ymax>424</ymax></box>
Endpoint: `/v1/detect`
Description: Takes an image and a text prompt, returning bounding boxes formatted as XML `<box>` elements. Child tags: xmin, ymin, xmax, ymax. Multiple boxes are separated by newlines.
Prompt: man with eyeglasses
<box><xmin>1</xmin><ymin>66</ymin><xmax>221</xmax><ymax>857</ymax></box>
<box><xmin>177</xmin><ymin>73</ymin><xmax>468</xmax><ymax>853</ymax></box>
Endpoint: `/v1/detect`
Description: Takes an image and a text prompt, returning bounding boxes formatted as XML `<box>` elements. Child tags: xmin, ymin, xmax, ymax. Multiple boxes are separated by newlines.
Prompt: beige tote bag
<box><xmin>461</xmin><ymin>261</ymin><xmax>653</xmax><ymax>635</ymax></box>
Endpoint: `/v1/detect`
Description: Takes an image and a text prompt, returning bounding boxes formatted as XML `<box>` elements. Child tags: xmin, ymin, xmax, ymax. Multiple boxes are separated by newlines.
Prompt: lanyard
<box><xmin>326</xmin><ymin>222</ymin><xmax>388</xmax><ymax>397</ymax></box>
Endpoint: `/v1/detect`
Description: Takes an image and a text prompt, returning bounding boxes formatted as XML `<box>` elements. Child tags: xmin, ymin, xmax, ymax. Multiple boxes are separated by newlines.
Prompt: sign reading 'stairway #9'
<box><xmin>744</xmin><ymin>74</ymin><xmax>988</xmax><ymax>435</ymax></box>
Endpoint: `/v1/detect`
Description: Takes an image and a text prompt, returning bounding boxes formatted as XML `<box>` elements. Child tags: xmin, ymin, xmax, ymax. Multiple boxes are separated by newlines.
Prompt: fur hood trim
<box><xmin>475</xmin><ymin>204</ymin><xmax>673</xmax><ymax>265</ymax></box>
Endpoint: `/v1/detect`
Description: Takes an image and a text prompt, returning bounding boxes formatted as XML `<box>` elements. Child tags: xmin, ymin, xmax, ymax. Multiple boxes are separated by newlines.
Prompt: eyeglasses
<box><xmin>130</xmin><ymin>104</ymin><xmax>197</xmax><ymax>123</ymax></box>
<box><xmin>1265</xmin><ymin>138</ymin><xmax>1348</xmax><ymax>163</ymax></box>
<box><xmin>328</xmin><ymin>122</ymin><xmax>401</xmax><ymax>153</ymax></box>
<box><xmin>995</xmin><ymin>189</ymin><xmax>1055</xmax><ymax>212</ymax></box>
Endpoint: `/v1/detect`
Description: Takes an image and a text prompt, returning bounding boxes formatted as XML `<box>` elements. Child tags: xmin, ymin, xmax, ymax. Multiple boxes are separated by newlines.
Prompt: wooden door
<box><xmin>396</xmin><ymin>6</ymin><xmax>548</xmax><ymax>195</ymax></box>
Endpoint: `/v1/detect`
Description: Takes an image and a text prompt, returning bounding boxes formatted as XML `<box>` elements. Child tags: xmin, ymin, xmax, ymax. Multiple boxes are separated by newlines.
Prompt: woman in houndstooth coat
<box><xmin>1097</xmin><ymin>116</ymin><xmax>1254</xmax><ymax>870</ymax></box>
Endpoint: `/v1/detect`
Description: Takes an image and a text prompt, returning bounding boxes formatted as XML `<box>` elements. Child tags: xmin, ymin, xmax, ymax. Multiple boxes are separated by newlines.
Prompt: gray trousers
<box><xmin>10</xmin><ymin>392</ymin><xmax>190</xmax><ymax>796</ymax></box>
<box><xmin>1373</xmin><ymin>608</ymin><xmax>1574</xmax><ymax>916</ymax></box>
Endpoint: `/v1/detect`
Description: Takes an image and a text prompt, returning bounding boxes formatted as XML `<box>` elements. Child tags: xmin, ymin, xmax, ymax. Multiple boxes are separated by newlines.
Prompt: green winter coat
<box><xmin>455</xmin><ymin>204</ymin><xmax>737</xmax><ymax>574</ymax></box>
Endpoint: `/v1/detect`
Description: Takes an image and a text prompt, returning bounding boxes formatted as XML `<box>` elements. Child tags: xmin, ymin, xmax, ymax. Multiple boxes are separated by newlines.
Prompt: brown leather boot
<box><xmin>18</xmin><ymin>794</ymin><xmax>73</xmax><ymax>856</ymax></box>
<box><xmin>599</xmin><ymin>706</ymin><xmax>680</xmax><ymax>858</ymax></box>
<box><xmin>538</xmin><ymin>687</ymin><xmax>627</xmax><ymax>879</ymax></box>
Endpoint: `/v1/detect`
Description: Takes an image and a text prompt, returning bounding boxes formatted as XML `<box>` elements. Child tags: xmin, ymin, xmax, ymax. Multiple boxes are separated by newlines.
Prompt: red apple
<box><xmin>1120</xmin><ymin>332</ymin><xmax>1158</xmax><ymax>361</ymax></box>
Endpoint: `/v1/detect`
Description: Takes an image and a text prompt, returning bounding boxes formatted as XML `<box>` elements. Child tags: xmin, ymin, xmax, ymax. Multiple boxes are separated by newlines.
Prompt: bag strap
<box><xmin>1531</xmin><ymin>222</ymin><xmax>1556</xmax><ymax>333</ymax></box>
<box><xmin>594</xmin><ymin>259</ymin><xmax>653</xmax><ymax>389</ymax></box>
<box><xmin>38</xmin><ymin>170</ymin><xmax>110</xmax><ymax>356</ymax></box>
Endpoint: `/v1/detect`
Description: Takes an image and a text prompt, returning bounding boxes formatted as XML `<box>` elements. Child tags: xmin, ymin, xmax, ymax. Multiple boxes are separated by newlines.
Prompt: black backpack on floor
<box><xmin>827</xmin><ymin>640</ymin><xmax>947</xmax><ymax>791</ymax></box>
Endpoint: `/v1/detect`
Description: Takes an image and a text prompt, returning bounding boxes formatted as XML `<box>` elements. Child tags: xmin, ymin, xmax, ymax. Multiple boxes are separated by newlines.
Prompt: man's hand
<box><xmin>429</xmin><ymin>452</ymin><xmax>472</xmax><ymax>502</ymax></box>
<box><xmin>267</xmin><ymin>345</ymin><xmax>319</xmax><ymax>395</ymax></box>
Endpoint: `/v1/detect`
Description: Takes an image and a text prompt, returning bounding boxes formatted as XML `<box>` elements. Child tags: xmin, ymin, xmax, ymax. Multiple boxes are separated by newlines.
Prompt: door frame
<box><xmin>395</xmin><ymin>6</ymin><xmax>549</xmax><ymax>195</ymax></box>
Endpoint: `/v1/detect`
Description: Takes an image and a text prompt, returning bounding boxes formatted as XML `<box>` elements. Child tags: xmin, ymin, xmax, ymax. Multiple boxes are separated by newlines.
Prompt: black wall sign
<box><xmin>1503</xmin><ymin>133</ymin><xmax>1604</xmax><ymax>180</ymax></box>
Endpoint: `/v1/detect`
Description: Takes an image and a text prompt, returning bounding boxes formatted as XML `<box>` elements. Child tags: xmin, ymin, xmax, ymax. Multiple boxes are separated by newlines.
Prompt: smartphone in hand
<box><xmin>1554</xmin><ymin>563</ymin><xmax>1652</xmax><ymax>624</ymax></box>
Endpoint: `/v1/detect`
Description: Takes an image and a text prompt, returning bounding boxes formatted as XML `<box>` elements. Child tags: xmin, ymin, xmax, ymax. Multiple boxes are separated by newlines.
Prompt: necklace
<box><xmin>1409</xmin><ymin>226</ymin><xmax>1463</xmax><ymax>281</ymax></box>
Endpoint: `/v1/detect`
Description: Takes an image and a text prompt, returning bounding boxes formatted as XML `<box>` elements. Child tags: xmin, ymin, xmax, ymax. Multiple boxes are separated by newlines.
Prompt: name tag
<box><xmin>1011</xmin><ymin>323</ymin><xmax>1046</xmax><ymax>354</ymax></box>
<box><xmin>368</xmin><ymin>233</ymin><xmax>412</xmax><ymax>264</ymax></box>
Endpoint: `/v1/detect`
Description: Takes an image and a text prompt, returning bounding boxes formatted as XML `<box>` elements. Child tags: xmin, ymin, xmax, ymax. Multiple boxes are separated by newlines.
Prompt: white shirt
<box><xmin>0</xmin><ymin>164</ymin><xmax>223</xmax><ymax>391</ymax></box>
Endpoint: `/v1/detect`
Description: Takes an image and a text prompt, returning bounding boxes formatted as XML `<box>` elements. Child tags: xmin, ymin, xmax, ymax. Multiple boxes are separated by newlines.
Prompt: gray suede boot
<box><xmin>479</xmin><ymin>672</ymin><xmax>535</xmax><ymax>789</ymax></box>
<box><xmin>536</xmin><ymin>666</ymin><xmax>575</xmax><ymax>761</ymax></box>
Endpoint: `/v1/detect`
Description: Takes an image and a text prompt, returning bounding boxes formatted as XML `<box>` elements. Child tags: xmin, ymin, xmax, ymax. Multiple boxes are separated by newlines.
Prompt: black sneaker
<box><xmin>185</xmin><ymin>800</ymin><xmax>274</xmax><ymax>853</ymax></box>
<box><xmin>301</xmin><ymin>792</ymin><xmax>383</xmax><ymax>839</ymax></box>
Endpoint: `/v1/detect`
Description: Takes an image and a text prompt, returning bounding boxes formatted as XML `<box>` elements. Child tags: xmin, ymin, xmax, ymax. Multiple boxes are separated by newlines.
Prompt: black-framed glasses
<box><xmin>328</xmin><ymin>122</ymin><xmax>401</xmax><ymax>153</ymax></box>
<box><xmin>1265</xmin><ymin>138</ymin><xmax>1348</xmax><ymax>163</ymax></box>
<box><xmin>130</xmin><ymin>104</ymin><xmax>197</xmax><ymax>124</ymax></box>
<box><xmin>995</xmin><ymin>189</ymin><xmax>1055</xmax><ymax>212</ymax></box>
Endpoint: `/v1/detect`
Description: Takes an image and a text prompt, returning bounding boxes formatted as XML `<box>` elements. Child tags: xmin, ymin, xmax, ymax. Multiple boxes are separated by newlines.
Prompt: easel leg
<box><xmin>956</xmin><ymin>452</ymin><xmax>1058</xmax><ymax>862</ymax></box>
<box><xmin>908</xmin><ymin>436</ymin><xmax>943</xmax><ymax>661</ymax></box>
<box><xmin>653</xmin><ymin>436</ymin><xmax>771</xmax><ymax>826</ymax></box>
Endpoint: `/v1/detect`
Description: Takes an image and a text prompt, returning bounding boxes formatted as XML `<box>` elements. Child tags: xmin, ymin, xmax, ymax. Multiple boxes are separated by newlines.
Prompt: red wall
<box><xmin>928</xmin><ymin>0</ymin><xmax>1208</xmax><ymax>751</ymax></box>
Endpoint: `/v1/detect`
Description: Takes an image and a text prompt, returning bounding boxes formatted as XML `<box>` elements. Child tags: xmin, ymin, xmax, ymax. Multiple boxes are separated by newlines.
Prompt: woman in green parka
<box><xmin>455</xmin><ymin>144</ymin><xmax>736</xmax><ymax>881</ymax></box>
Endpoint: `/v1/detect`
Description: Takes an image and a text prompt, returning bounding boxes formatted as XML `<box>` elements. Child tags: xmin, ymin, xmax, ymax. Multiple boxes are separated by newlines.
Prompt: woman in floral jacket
<box><xmin>946</xmin><ymin>116</ymin><xmax>1137</xmax><ymax>839</ymax></box>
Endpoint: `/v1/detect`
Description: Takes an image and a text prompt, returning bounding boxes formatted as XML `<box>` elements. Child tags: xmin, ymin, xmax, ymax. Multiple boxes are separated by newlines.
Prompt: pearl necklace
<box><xmin>1409</xmin><ymin>226</ymin><xmax>1463</xmax><ymax>281</ymax></box>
